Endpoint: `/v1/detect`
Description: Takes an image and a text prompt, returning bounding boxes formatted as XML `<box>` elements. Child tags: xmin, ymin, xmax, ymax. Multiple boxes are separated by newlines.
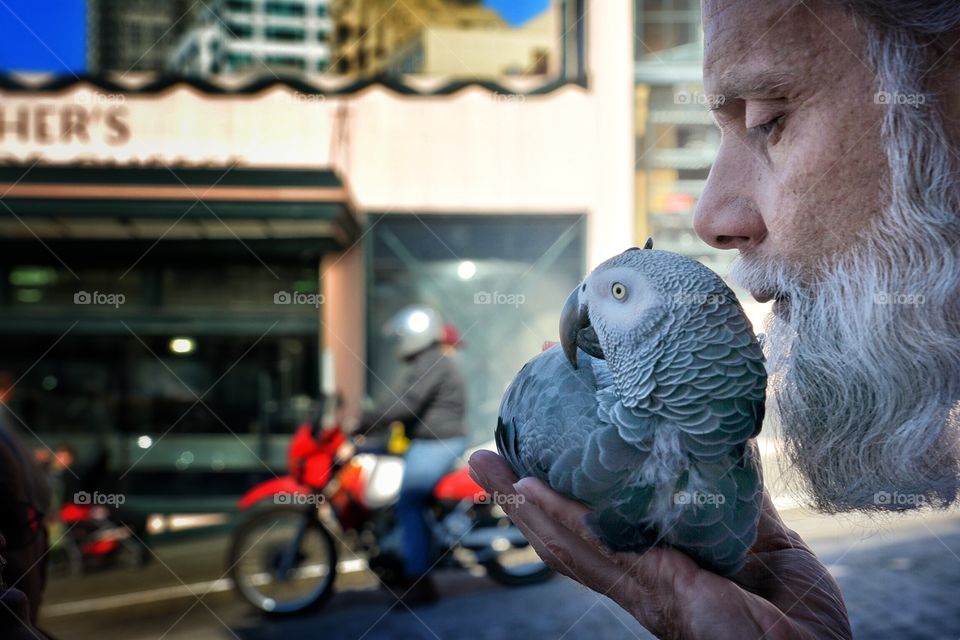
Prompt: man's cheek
<box><xmin>758</xmin><ymin>140</ymin><xmax>843</xmax><ymax>258</ymax></box>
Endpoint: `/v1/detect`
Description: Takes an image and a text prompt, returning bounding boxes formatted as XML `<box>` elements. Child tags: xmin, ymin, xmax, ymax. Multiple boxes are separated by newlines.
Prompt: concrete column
<box><xmin>585</xmin><ymin>0</ymin><xmax>636</xmax><ymax>269</ymax></box>
<box><xmin>320</xmin><ymin>241</ymin><xmax>366</xmax><ymax>425</ymax></box>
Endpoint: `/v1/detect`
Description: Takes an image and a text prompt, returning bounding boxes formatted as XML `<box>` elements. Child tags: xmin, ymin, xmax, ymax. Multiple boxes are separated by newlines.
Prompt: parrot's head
<box><xmin>560</xmin><ymin>238</ymin><xmax>742</xmax><ymax>371</ymax></box>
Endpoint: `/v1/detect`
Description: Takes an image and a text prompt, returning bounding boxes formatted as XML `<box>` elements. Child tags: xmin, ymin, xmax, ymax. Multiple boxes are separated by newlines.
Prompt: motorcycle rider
<box><xmin>357</xmin><ymin>305</ymin><xmax>467</xmax><ymax>606</ymax></box>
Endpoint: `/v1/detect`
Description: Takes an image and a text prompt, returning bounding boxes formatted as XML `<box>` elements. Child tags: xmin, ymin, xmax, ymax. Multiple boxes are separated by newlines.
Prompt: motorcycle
<box><xmin>228</xmin><ymin>423</ymin><xmax>552</xmax><ymax>615</ymax></box>
<box><xmin>51</xmin><ymin>502</ymin><xmax>145</xmax><ymax>575</ymax></box>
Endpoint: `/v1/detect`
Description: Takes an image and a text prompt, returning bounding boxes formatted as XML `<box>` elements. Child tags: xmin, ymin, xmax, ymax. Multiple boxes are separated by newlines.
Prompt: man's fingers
<box><xmin>507</xmin><ymin>487</ymin><xmax>637</xmax><ymax>596</ymax></box>
<box><xmin>513</xmin><ymin>476</ymin><xmax>624</xmax><ymax>560</ymax></box>
<box><xmin>468</xmin><ymin>450</ymin><xmax>518</xmax><ymax>495</ymax></box>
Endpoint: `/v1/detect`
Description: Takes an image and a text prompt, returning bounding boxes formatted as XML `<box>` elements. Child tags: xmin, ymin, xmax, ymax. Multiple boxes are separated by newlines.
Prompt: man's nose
<box><xmin>693</xmin><ymin>152</ymin><xmax>767</xmax><ymax>251</ymax></box>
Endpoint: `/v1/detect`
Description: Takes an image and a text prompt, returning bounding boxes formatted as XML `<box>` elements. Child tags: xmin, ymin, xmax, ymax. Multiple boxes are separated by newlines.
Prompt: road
<box><xmin>36</xmin><ymin>506</ymin><xmax>960</xmax><ymax>639</ymax></box>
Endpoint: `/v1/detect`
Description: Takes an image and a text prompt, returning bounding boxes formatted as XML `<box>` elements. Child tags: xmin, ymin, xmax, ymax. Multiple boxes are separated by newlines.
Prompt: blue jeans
<box><xmin>396</xmin><ymin>437</ymin><xmax>466</xmax><ymax>577</ymax></box>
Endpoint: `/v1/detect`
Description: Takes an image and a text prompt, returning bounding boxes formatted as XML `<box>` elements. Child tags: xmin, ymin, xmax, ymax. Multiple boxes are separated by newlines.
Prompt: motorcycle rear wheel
<box><xmin>482</xmin><ymin>549</ymin><xmax>554</xmax><ymax>586</ymax></box>
<box><xmin>228</xmin><ymin>505</ymin><xmax>338</xmax><ymax>616</ymax></box>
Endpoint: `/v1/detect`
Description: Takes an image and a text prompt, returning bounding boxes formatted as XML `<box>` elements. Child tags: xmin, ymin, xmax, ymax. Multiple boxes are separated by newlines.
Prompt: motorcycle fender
<box><xmin>433</xmin><ymin>466</ymin><xmax>484</xmax><ymax>502</ymax></box>
<box><xmin>237</xmin><ymin>476</ymin><xmax>311</xmax><ymax>510</ymax></box>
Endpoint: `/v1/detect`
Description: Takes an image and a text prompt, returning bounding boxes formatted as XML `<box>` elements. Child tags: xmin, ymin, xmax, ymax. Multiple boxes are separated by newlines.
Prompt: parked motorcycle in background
<box><xmin>228</xmin><ymin>420</ymin><xmax>552</xmax><ymax>615</ymax></box>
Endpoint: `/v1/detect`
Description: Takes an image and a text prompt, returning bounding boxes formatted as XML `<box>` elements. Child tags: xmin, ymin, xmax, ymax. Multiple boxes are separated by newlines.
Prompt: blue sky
<box><xmin>0</xmin><ymin>0</ymin><xmax>85</xmax><ymax>72</ymax></box>
<box><xmin>483</xmin><ymin>0</ymin><xmax>550</xmax><ymax>26</ymax></box>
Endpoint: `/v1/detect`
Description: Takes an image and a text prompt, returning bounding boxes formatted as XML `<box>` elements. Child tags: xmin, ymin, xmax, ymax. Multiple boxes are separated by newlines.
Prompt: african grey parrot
<box><xmin>496</xmin><ymin>240</ymin><xmax>766</xmax><ymax>576</ymax></box>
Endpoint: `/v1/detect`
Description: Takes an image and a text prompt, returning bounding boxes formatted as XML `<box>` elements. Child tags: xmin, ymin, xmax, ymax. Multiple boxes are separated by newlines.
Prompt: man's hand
<box><xmin>468</xmin><ymin>450</ymin><xmax>851</xmax><ymax>640</ymax></box>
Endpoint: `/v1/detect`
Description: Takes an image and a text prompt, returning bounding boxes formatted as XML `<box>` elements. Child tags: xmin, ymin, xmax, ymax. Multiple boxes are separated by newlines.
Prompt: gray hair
<box><xmin>835</xmin><ymin>0</ymin><xmax>960</xmax><ymax>220</ymax></box>
<box><xmin>742</xmin><ymin>1</ymin><xmax>960</xmax><ymax>512</ymax></box>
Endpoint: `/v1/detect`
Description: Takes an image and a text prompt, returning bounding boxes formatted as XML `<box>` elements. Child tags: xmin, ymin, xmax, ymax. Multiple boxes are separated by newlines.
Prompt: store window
<box><xmin>0</xmin><ymin>261</ymin><xmax>320</xmax><ymax>441</ymax></box>
<box><xmin>4</xmin><ymin>334</ymin><xmax>316</xmax><ymax>438</ymax></box>
<box><xmin>265</xmin><ymin>26</ymin><xmax>306</xmax><ymax>42</ymax></box>
<box><xmin>366</xmin><ymin>214</ymin><xmax>585</xmax><ymax>444</ymax></box>
<box><xmin>265</xmin><ymin>1</ymin><xmax>306</xmax><ymax>17</ymax></box>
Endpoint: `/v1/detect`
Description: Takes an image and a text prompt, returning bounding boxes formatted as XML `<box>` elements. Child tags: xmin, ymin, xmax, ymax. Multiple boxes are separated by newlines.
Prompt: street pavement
<box><xmin>37</xmin><ymin>507</ymin><xmax>960</xmax><ymax>640</ymax></box>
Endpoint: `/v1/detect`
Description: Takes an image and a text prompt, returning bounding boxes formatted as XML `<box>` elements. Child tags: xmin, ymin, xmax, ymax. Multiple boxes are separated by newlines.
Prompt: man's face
<box><xmin>696</xmin><ymin>0</ymin><xmax>887</xmax><ymax>290</ymax></box>
<box><xmin>695</xmin><ymin>0</ymin><xmax>960</xmax><ymax>512</ymax></box>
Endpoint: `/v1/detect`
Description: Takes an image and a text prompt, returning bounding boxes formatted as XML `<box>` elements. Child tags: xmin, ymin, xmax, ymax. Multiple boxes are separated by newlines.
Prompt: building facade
<box><xmin>329</xmin><ymin>0</ymin><xmax>507</xmax><ymax>75</ymax></box>
<box><xmin>169</xmin><ymin>0</ymin><xmax>335</xmax><ymax>76</ymax></box>
<box><xmin>381</xmin><ymin>7</ymin><xmax>557</xmax><ymax>76</ymax></box>
<box><xmin>87</xmin><ymin>0</ymin><xmax>201</xmax><ymax>73</ymax></box>
<box><xmin>631</xmin><ymin>0</ymin><xmax>769</xmax><ymax>328</ymax></box>
<box><xmin>0</xmin><ymin>1</ymin><xmax>633</xmax><ymax>513</ymax></box>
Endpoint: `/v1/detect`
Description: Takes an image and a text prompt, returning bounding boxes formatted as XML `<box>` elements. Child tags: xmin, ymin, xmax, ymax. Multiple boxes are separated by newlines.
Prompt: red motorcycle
<box><xmin>228</xmin><ymin>423</ymin><xmax>552</xmax><ymax>615</ymax></box>
<box><xmin>53</xmin><ymin>502</ymin><xmax>145</xmax><ymax>575</ymax></box>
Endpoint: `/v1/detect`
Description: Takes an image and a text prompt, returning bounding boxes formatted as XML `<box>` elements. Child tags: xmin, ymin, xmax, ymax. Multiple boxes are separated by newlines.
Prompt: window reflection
<box><xmin>367</xmin><ymin>214</ymin><xmax>585</xmax><ymax>444</ymax></box>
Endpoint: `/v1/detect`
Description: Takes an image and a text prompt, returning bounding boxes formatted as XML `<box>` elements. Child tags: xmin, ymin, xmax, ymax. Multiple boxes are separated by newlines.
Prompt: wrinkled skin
<box><xmin>470</xmin><ymin>450</ymin><xmax>849</xmax><ymax>639</ymax></box>
<box><xmin>692</xmin><ymin>0</ymin><xmax>888</xmax><ymax>272</ymax></box>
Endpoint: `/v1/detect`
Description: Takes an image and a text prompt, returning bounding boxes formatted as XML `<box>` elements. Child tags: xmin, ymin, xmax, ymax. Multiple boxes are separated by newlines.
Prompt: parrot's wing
<box><xmin>497</xmin><ymin>346</ymin><xmax>649</xmax><ymax>507</ymax></box>
<box><xmin>620</xmin><ymin>298</ymin><xmax>766</xmax><ymax>463</ymax></box>
<box><xmin>667</xmin><ymin>440</ymin><xmax>764</xmax><ymax>576</ymax></box>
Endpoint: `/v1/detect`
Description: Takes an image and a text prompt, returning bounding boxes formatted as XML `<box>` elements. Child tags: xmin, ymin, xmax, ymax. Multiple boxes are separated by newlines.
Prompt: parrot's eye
<box><xmin>611</xmin><ymin>282</ymin><xmax>627</xmax><ymax>300</ymax></box>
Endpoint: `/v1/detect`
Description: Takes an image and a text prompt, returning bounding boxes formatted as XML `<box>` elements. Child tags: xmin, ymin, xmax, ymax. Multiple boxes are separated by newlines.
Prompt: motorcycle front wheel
<box><xmin>228</xmin><ymin>505</ymin><xmax>338</xmax><ymax>615</ymax></box>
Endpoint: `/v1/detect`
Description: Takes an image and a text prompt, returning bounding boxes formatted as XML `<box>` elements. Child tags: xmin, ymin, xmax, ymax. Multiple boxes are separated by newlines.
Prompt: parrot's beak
<box><xmin>560</xmin><ymin>286</ymin><xmax>605</xmax><ymax>369</ymax></box>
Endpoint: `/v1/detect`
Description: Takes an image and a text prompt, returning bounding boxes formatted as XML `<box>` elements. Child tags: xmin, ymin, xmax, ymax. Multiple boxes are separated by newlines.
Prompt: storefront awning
<box><xmin>0</xmin><ymin>164</ymin><xmax>361</xmax><ymax>257</ymax></box>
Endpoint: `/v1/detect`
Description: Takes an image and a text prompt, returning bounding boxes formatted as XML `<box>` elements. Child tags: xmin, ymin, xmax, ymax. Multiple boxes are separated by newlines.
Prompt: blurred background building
<box><xmin>632</xmin><ymin>0</ymin><xmax>724</xmax><ymax>274</ymax></box>
<box><xmin>1</xmin><ymin>0</ymin><xmax>633</xmax><ymax>519</ymax></box>
<box><xmin>169</xmin><ymin>0</ymin><xmax>335</xmax><ymax>76</ymax></box>
<box><xmin>0</xmin><ymin>0</ymin><xmax>755</xmax><ymax>521</ymax></box>
<box><xmin>329</xmin><ymin>0</ymin><xmax>555</xmax><ymax>76</ymax></box>
<box><xmin>87</xmin><ymin>0</ymin><xmax>200</xmax><ymax>73</ymax></box>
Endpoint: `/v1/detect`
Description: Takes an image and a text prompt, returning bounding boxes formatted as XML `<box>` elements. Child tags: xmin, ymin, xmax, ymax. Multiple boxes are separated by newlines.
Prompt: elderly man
<box><xmin>469</xmin><ymin>0</ymin><xmax>960</xmax><ymax>638</ymax></box>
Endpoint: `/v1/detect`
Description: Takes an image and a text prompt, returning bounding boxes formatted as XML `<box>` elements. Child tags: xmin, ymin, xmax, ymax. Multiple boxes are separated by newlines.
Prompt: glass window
<box><xmin>265</xmin><ymin>26</ymin><xmax>306</xmax><ymax>42</ymax></box>
<box><xmin>265</xmin><ymin>55</ymin><xmax>306</xmax><ymax>70</ymax></box>
<box><xmin>265</xmin><ymin>1</ymin><xmax>306</xmax><ymax>16</ymax></box>
<box><xmin>225</xmin><ymin>21</ymin><xmax>254</xmax><ymax>38</ymax></box>
<box><xmin>160</xmin><ymin>264</ymin><xmax>317</xmax><ymax>311</ymax></box>
<box><xmin>637</xmin><ymin>84</ymin><xmax>729</xmax><ymax>274</ymax></box>
<box><xmin>1</xmin><ymin>260</ymin><xmax>321</xmax><ymax>441</ymax></box>
<box><xmin>3</xmin><ymin>334</ymin><xmax>317</xmax><ymax>438</ymax></box>
<box><xmin>226</xmin><ymin>51</ymin><xmax>254</xmax><ymax>69</ymax></box>
<box><xmin>6</xmin><ymin>265</ymin><xmax>144</xmax><ymax>309</ymax></box>
<box><xmin>367</xmin><ymin>214</ymin><xmax>585</xmax><ymax>444</ymax></box>
<box><xmin>226</xmin><ymin>0</ymin><xmax>254</xmax><ymax>11</ymax></box>
<box><xmin>634</xmin><ymin>0</ymin><xmax>701</xmax><ymax>58</ymax></box>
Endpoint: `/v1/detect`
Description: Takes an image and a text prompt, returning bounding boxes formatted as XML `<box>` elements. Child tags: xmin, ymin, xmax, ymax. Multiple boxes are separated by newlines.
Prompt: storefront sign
<box><xmin>0</xmin><ymin>102</ymin><xmax>130</xmax><ymax>146</ymax></box>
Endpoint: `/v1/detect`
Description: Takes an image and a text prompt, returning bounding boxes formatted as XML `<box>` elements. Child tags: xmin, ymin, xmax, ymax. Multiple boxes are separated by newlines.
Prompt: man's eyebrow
<box><xmin>708</xmin><ymin>70</ymin><xmax>796</xmax><ymax>110</ymax></box>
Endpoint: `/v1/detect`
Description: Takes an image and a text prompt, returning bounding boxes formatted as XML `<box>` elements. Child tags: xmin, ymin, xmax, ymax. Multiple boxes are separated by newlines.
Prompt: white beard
<box><xmin>730</xmin><ymin>210</ymin><xmax>960</xmax><ymax>513</ymax></box>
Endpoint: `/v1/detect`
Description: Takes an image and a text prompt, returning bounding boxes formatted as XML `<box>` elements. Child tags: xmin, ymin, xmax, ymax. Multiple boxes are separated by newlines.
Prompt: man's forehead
<box><xmin>701</xmin><ymin>0</ymin><xmax>850</xmax><ymax>88</ymax></box>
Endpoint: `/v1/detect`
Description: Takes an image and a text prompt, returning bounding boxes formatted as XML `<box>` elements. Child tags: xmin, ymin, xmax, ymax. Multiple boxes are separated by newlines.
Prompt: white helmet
<box><xmin>384</xmin><ymin>305</ymin><xmax>442</xmax><ymax>358</ymax></box>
